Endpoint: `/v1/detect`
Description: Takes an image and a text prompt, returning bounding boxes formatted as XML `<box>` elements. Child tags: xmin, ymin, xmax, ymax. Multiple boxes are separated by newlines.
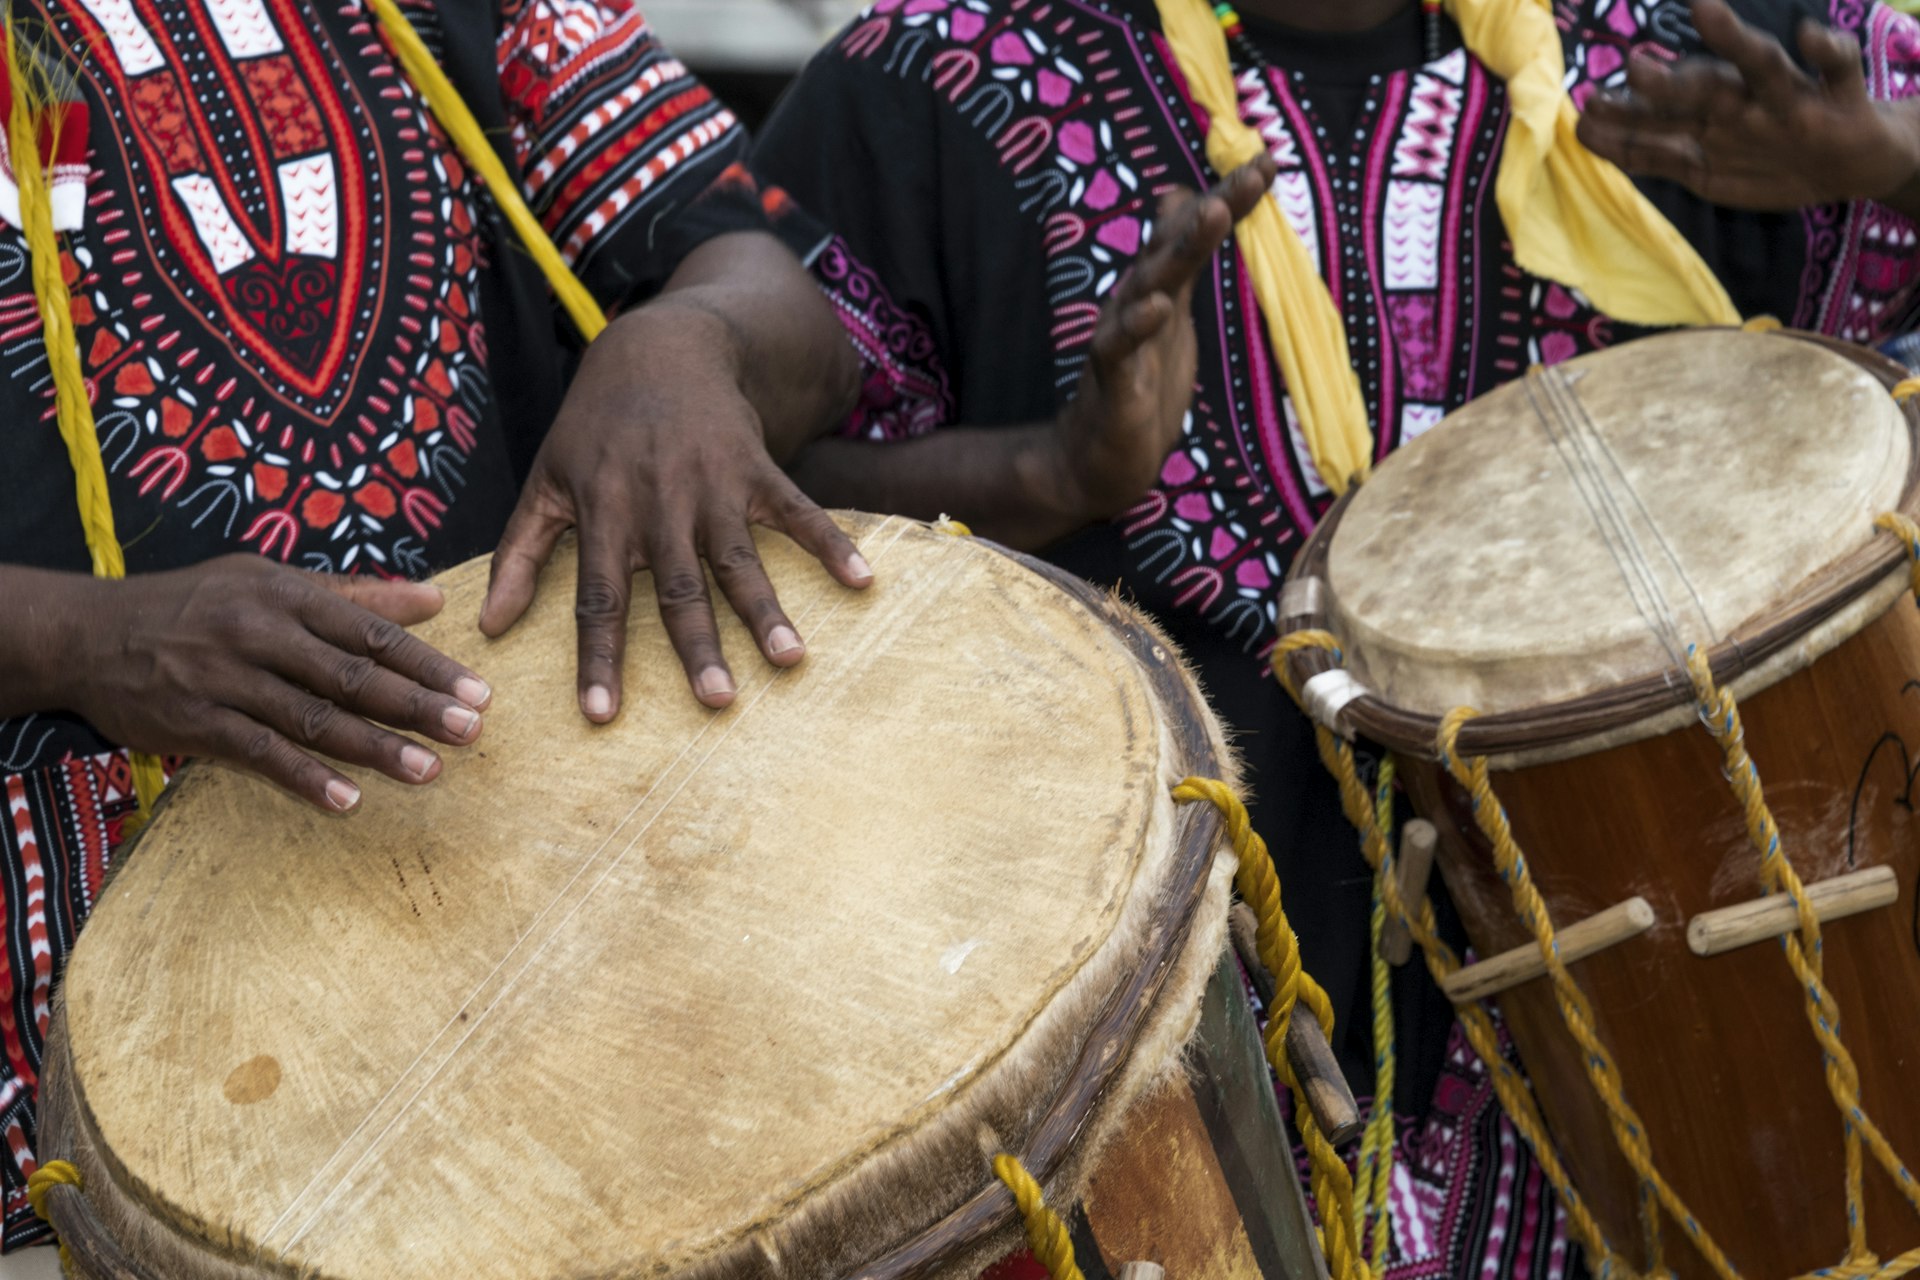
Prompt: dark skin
<box><xmin>1578</xmin><ymin>0</ymin><xmax>1920</xmax><ymax>217</ymax></box>
<box><xmin>0</xmin><ymin>561</ymin><xmax>489</xmax><ymax>813</ymax></box>
<box><xmin>791</xmin><ymin>157</ymin><xmax>1279</xmax><ymax>551</ymax></box>
<box><xmin>480</xmin><ymin>232</ymin><xmax>868</xmax><ymax>720</ymax></box>
<box><xmin>2</xmin><ymin>231</ymin><xmax>865</xmax><ymax>811</ymax></box>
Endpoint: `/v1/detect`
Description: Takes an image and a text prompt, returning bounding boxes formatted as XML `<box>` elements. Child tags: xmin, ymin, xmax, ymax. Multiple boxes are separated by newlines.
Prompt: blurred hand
<box><xmin>1577</xmin><ymin>0</ymin><xmax>1920</xmax><ymax>212</ymax></box>
<box><xmin>1043</xmin><ymin>155</ymin><xmax>1278</xmax><ymax>521</ymax></box>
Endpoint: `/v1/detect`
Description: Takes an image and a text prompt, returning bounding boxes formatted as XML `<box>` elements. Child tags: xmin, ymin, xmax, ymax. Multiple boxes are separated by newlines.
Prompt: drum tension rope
<box><xmin>1278</xmin><ymin>457</ymin><xmax>1920</xmax><ymax>1280</ymax></box>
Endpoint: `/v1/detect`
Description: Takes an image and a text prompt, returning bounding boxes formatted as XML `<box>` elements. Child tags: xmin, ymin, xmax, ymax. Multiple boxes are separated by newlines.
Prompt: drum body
<box><xmin>1283</xmin><ymin>330</ymin><xmax>1920</xmax><ymax>1280</ymax></box>
<box><xmin>39</xmin><ymin>514</ymin><xmax>1321</xmax><ymax>1279</ymax></box>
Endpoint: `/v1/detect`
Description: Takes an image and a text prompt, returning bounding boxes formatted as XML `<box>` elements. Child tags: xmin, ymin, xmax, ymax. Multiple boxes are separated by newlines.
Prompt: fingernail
<box><xmin>848</xmin><ymin>552</ymin><xmax>873</xmax><ymax>581</ymax></box>
<box><xmin>584</xmin><ymin>685</ymin><xmax>613</xmax><ymax>720</ymax></box>
<box><xmin>443</xmin><ymin>705</ymin><xmax>482</xmax><ymax>740</ymax></box>
<box><xmin>695</xmin><ymin>667</ymin><xmax>735</xmax><ymax>703</ymax></box>
<box><xmin>326</xmin><ymin>779</ymin><xmax>361</xmax><ymax>812</ymax></box>
<box><xmin>767</xmin><ymin>625</ymin><xmax>803</xmax><ymax>658</ymax></box>
<box><xmin>400</xmin><ymin>744</ymin><xmax>437</xmax><ymax>781</ymax></box>
<box><xmin>453</xmin><ymin>676</ymin><xmax>491</xmax><ymax>709</ymax></box>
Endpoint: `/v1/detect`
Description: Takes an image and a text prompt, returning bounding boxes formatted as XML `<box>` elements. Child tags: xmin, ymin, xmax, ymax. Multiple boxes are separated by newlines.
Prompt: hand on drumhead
<box><xmin>1576</xmin><ymin>0</ymin><xmax>1920</xmax><ymax>212</ymax></box>
<box><xmin>1044</xmin><ymin>155</ymin><xmax>1277</xmax><ymax>522</ymax></box>
<box><xmin>49</xmin><ymin>557</ymin><xmax>490</xmax><ymax>813</ymax></box>
<box><xmin>478</xmin><ymin>306</ymin><xmax>873</xmax><ymax>721</ymax></box>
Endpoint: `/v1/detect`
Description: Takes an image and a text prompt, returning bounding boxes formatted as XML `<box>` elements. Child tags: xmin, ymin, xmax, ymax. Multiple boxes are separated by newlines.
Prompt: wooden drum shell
<box><xmin>1279</xmin><ymin>332</ymin><xmax>1920</xmax><ymax>1279</ymax></box>
<box><xmin>1398</xmin><ymin>588</ymin><xmax>1920</xmax><ymax>1278</ymax></box>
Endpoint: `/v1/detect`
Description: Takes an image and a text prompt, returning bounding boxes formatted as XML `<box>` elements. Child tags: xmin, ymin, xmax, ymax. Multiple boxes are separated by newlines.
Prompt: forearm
<box><xmin>0</xmin><ymin>566</ymin><xmax>94</xmax><ymax>719</ymax></box>
<box><xmin>656</xmin><ymin>231</ymin><xmax>860</xmax><ymax>462</ymax></box>
<box><xmin>787</xmin><ymin>426</ymin><xmax>1093</xmax><ymax>552</ymax></box>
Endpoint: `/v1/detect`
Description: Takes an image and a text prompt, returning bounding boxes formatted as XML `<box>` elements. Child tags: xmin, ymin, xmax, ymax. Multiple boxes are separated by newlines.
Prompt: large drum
<box><xmin>36</xmin><ymin>514</ymin><xmax>1320</xmax><ymax>1279</ymax></box>
<box><xmin>1281</xmin><ymin>329</ymin><xmax>1920</xmax><ymax>1279</ymax></box>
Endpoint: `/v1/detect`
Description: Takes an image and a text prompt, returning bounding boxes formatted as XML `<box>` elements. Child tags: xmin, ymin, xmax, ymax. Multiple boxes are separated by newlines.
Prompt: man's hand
<box><xmin>1038</xmin><ymin>154</ymin><xmax>1279</xmax><ymax>524</ymax></box>
<box><xmin>26</xmin><ymin>558</ymin><xmax>490</xmax><ymax>813</ymax></box>
<box><xmin>1577</xmin><ymin>0</ymin><xmax>1920</xmax><ymax>213</ymax></box>
<box><xmin>783</xmin><ymin>155</ymin><xmax>1279</xmax><ymax>553</ymax></box>
<box><xmin>478</xmin><ymin>301</ymin><xmax>872</xmax><ymax>721</ymax></box>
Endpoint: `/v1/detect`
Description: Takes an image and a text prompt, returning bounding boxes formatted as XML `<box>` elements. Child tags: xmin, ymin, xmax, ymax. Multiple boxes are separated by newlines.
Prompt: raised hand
<box><xmin>1041</xmin><ymin>154</ymin><xmax>1279</xmax><ymax>521</ymax></box>
<box><xmin>1576</xmin><ymin>0</ymin><xmax>1920</xmax><ymax>212</ymax></box>
<box><xmin>15</xmin><ymin>557</ymin><xmax>490</xmax><ymax>813</ymax></box>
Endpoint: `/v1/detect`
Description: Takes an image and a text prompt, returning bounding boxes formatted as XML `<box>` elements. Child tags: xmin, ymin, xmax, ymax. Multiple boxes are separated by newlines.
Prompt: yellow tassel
<box><xmin>7</xmin><ymin>20</ymin><xmax>165</xmax><ymax>820</ymax></box>
<box><xmin>1174</xmin><ymin>776</ymin><xmax>1371</xmax><ymax>1280</ymax></box>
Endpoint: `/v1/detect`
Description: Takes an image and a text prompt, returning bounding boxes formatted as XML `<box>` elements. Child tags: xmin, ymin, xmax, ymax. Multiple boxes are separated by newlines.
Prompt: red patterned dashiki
<box><xmin>0</xmin><ymin>0</ymin><xmax>757</xmax><ymax>1249</ymax></box>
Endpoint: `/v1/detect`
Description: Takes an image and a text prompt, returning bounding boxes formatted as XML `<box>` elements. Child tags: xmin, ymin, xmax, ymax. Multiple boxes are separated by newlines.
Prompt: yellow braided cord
<box><xmin>992</xmin><ymin>1154</ymin><xmax>1083</xmax><ymax>1280</ymax></box>
<box><xmin>362</xmin><ymin>0</ymin><xmax>606</xmax><ymax>341</ymax></box>
<box><xmin>1877</xmin><ymin>513</ymin><xmax>1920</xmax><ymax>600</ymax></box>
<box><xmin>1742</xmin><ymin>314</ymin><xmax>1784</xmax><ymax>333</ymax></box>
<box><xmin>1173</xmin><ymin>776</ymin><xmax>1371</xmax><ymax>1280</ymax></box>
<box><xmin>1685</xmin><ymin>648</ymin><xmax>1920</xmax><ymax>1261</ymax></box>
<box><xmin>7</xmin><ymin>24</ymin><xmax>165</xmax><ymax>821</ymax></box>
<box><xmin>25</xmin><ymin>1159</ymin><xmax>80</xmax><ymax>1223</ymax></box>
<box><xmin>1354</xmin><ymin>761</ymin><xmax>1396</xmax><ymax>1268</ymax></box>
<box><xmin>27</xmin><ymin>1159</ymin><xmax>81</xmax><ymax>1272</ymax></box>
<box><xmin>1893</xmin><ymin>378</ymin><xmax>1920</xmax><ymax>405</ymax></box>
<box><xmin>1436</xmin><ymin>707</ymin><xmax>1738</xmax><ymax>1280</ymax></box>
<box><xmin>1272</xmin><ymin>631</ymin><xmax>1634</xmax><ymax>1276</ymax></box>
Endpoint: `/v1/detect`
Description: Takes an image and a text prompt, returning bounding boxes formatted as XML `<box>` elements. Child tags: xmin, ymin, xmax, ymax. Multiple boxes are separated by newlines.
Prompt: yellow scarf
<box><xmin>1154</xmin><ymin>0</ymin><xmax>1742</xmax><ymax>496</ymax></box>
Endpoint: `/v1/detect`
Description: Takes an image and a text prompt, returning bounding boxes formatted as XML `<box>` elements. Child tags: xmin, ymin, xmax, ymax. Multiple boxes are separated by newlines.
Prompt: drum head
<box><xmin>1307</xmin><ymin>330</ymin><xmax>1915</xmax><ymax>756</ymax></box>
<box><xmin>50</xmin><ymin>515</ymin><xmax>1230</xmax><ymax>1278</ymax></box>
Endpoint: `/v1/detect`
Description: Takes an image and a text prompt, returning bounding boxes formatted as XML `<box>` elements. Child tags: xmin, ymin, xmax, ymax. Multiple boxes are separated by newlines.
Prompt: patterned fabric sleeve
<box><xmin>750</xmin><ymin>17</ymin><xmax>969</xmax><ymax>442</ymax></box>
<box><xmin>1808</xmin><ymin>0</ymin><xmax>1920</xmax><ymax>343</ymax></box>
<box><xmin>493</xmin><ymin>0</ymin><xmax>769</xmax><ymax>307</ymax></box>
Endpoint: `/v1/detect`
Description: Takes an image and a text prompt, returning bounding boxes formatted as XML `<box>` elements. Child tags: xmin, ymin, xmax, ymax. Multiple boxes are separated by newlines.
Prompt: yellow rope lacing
<box><xmin>26</xmin><ymin>1158</ymin><xmax>81</xmax><ymax>1271</ymax></box>
<box><xmin>1876</xmin><ymin>513</ymin><xmax>1920</xmax><ymax>598</ymax></box>
<box><xmin>1273</xmin><ymin>630</ymin><xmax>1632</xmax><ymax>1277</ymax></box>
<box><xmin>1435</xmin><ymin>706</ymin><xmax>1731</xmax><ymax>1280</ymax></box>
<box><xmin>1174</xmin><ymin>775</ymin><xmax>1371</xmax><ymax>1280</ymax></box>
<box><xmin>1687</xmin><ymin>640</ymin><xmax>1920</xmax><ymax>1256</ymax></box>
<box><xmin>1278</xmin><ymin>443</ymin><xmax>1920</xmax><ymax>1280</ymax></box>
<box><xmin>1354</xmin><ymin>762</ymin><xmax>1396</xmax><ymax>1268</ymax></box>
<box><xmin>994</xmin><ymin>1154</ymin><xmax>1084</xmax><ymax>1280</ymax></box>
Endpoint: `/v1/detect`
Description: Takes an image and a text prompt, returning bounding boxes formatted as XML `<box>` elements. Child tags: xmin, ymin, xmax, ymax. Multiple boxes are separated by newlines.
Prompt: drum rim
<box><xmin>1279</xmin><ymin>329</ymin><xmax>1920</xmax><ymax>763</ymax></box>
<box><xmin>36</xmin><ymin>540</ymin><xmax>1234</xmax><ymax>1280</ymax></box>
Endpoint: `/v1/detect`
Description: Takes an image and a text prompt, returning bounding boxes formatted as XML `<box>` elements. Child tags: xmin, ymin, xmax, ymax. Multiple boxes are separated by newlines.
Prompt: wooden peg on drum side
<box><xmin>1440</xmin><ymin>897</ymin><xmax>1656</xmax><ymax>1004</ymax></box>
<box><xmin>1687</xmin><ymin>866</ymin><xmax>1898</xmax><ymax>957</ymax></box>
<box><xmin>1118</xmin><ymin>1265</ymin><xmax>1167</xmax><ymax>1280</ymax></box>
<box><xmin>1380</xmin><ymin>819</ymin><xmax>1438</xmax><ymax>967</ymax></box>
<box><xmin>1229</xmin><ymin>903</ymin><xmax>1364</xmax><ymax>1146</ymax></box>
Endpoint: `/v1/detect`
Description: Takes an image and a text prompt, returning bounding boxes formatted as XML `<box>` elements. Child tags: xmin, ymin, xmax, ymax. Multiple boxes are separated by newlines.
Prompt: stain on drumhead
<box><xmin>223</xmin><ymin>1056</ymin><xmax>282</xmax><ymax>1107</ymax></box>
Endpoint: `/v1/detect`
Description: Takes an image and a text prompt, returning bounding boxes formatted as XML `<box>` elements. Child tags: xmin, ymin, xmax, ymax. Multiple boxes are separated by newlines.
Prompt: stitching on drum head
<box><xmin>262</xmin><ymin>516</ymin><xmax>929</xmax><ymax>1255</ymax></box>
<box><xmin>1526</xmin><ymin>366</ymin><xmax>1708</xmax><ymax>674</ymax></box>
